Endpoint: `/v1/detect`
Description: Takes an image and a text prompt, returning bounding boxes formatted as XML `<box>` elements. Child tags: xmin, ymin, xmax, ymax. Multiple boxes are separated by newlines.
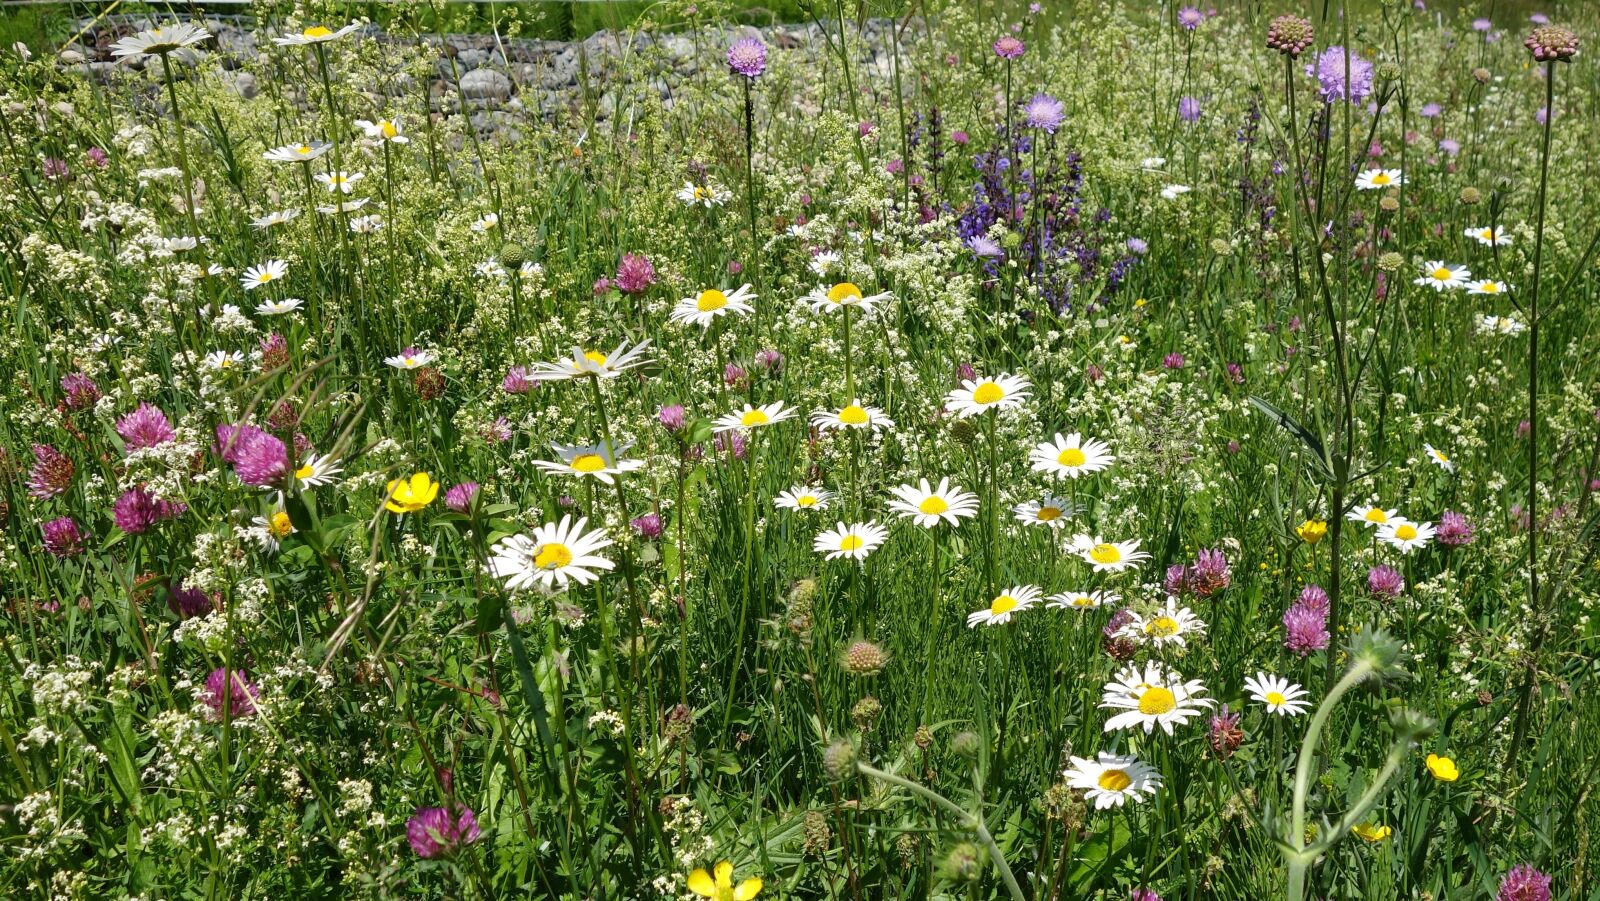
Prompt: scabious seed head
<box><xmin>1459</xmin><ymin>186</ymin><xmax>1482</xmax><ymax>205</ymax></box>
<box><xmin>497</xmin><ymin>242</ymin><xmax>525</xmax><ymax>269</ymax></box>
<box><xmin>1525</xmin><ymin>25</ymin><xmax>1579</xmax><ymax>62</ymax></box>
<box><xmin>1378</xmin><ymin>251</ymin><xmax>1405</xmax><ymax>272</ymax></box>
<box><xmin>840</xmin><ymin>639</ymin><xmax>888</xmax><ymax>676</ymax></box>
<box><xmin>822</xmin><ymin>738</ymin><xmax>856</xmax><ymax>781</ymax></box>
<box><xmin>951</xmin><ymin>730</ymin><xmax>982</xmax><ymax>760</ymax></box>
<box><xmin>1265</xmin><ymin>14</ymin><xmax>1314</xmax><ymax>57</ymax></box>
<box><xmin>939</xmin><ymin>842</ymin><xmax>985</xmax><ymax>883</ymax></box>
<box><xmin>1379</xmin><ymin>195</ymin><xmax>1400</xmax><ymax>213</ymax></box>
<box><xmin>801</xmin><ymin>810</ymin><xmax>831</xmax><ymax>857</ymax></box>
<box><xmin>851</xmin><ymin>696</ymin><xmax>883</xmax><ymax>733</ymax></box>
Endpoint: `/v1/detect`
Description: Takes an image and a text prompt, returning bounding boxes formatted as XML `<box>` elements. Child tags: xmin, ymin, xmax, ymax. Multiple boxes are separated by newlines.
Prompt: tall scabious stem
<box><xmin>1506</xmin><ymin>24</ymin><xmax>1578</xmax><ymax>776</ymax></box>
<box><xmin>728</xmin><ymin>37</ymin><xmax>766</xmax><ymax>310</ymax></box>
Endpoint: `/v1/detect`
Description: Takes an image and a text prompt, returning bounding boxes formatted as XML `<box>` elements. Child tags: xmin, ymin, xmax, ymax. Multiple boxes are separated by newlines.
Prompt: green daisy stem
<box><xmin>984</xmin><ymin>412</ymin><xmax>1000</xmax><ymax>600</ymax></box>
<box><xmin>1286</xmin><ymin>657</ymin><xmax>1375</xmax><ymax>901</ymax></box>
<box><xmin>721</xmin><ymin>427</ymin><xmax>761</xmax><ymax>744</ymax></box>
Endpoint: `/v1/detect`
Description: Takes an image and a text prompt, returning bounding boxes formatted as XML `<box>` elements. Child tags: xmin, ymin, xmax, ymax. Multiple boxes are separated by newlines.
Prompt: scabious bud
<box><xmin>1265</xmin><ymin>14</ymin><xmax>1314</xmax><ymax>57</ymax></box>
<box><xmin>939</xmin><ymin>842</ymin><xmax>986</xmax><ymax>883</ymax></box>
<box><xmin>1525</xmin><ymin>25</ymin><xmax>1579</xmax><ymax>62</ymax></box>
<box><xmin>497</xmin><ymin>242</ymin><xmax>526</xmax><ymax>269</ymax></box>
<box><xmin>1377</xmin><ymin>251</ymin><xmax>1405</xmax><ymax>272</ymax></box>
<box><xmin>822</xmin><ymin>738</ymin><xmax>856</xmax><ymax>781</ymax></box>
<box><xmin>851</xmin><ymin>696</ymin><xmax>883</xmax><ymax>733</ymax></box>
<box><xmin>840</xmin><ymin>639</ymin><xmax>888</xmax><ymax>677</ymax></box>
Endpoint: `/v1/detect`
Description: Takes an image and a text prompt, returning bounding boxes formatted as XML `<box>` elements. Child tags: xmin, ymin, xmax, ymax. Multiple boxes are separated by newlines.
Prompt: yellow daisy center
<box><xmin>381</xmin><ymin>121</ymin><xmax>397</xmax><ymax>138</ymax></box>
<box><xmin>696</xmin><ymin>289</ymin><xmax>728</xmax><ymax>312</ymax></box>
<box><xmin>1433</xmin><ymin>450</ymin><xmax>1449</xmax><ymax>462</ymax></box>
<box><xmin>1035</xmin><ymin>506</ymin><xmax>1062</xmax><ymax>521</ymax></box>
<box><xmin>796</xmin><ymin>495</ymin><xmax>818</xmax><ymax>507</ymax></box>
<box><xmin>1432</xmin><ymin>267</ymin><xmax>1452</xmax><ymax>281</ymax></box>
<box><xmin>269</xmin><ymin>511</ymin><xmax>293</xmax><ymax>536</ymax></box>
<box><xmin>296</xmin><ymin>144</ymin><xmax>312</xmax><ymax>154</ymax></box>
<box><xmin>295</xmin><ymin>463</ymin><xmax>314</xmax><ymax>480</ymax></box>
<box><xmin>1372</xmin><ymin>173</ymin><xmax>1391</xmax><ymax>185</ymax></box>
<box><xmin>259</xmin><ymin>271</ymin><xmax>276</xmax><ymax>282</ymax></box>
<box><xmin>741</xmin><ymin>409</ymin><xmax>770</xmax><ymax>427</ymax></box>
<box><xmin>990</xmin><ymin>595</ymin><xmax>1019</xmax><ymax>615</ymax></box>
<box><xmin>1394</xmin><ymin>524</ymin><xmax>1418</xmax><ymax>541</ymax></box>
<box><xmin>584</xmin><ymin>350</ymin><xmax>608</xmax><ymax>366</ymax></box>
<box><xmin>533</xmin><ymin>542</ymin><xmax>573</xmax><ymax>570</ymax></box>
<box><xmin>570</xmin><ymin>454</ymin><xmax>607</xmax><ymax>473</ymax></box>
<box><xmin>1364</xmin><ymin>509</ymin><xmax>1389</xmax><ymax>523</ymax></box>
<box><xmin>1097</xmin><ymin>769</ymin><xmax>1132</xmax><ymax>792</ymax></box>
<box><xmin>1480</xmin><ymin>229</ymin><xmax>1494</xmax><ymax>240</ymax></box>
<box><xmin>839</xmin><ymin>534</ymin><xmax>863</xmax><ymax>551</ymax></box>
<box><xmin>1089</xmin><ymin>543</ymin><xmax>1123</xmax><ymax>564</ymax></box>
<box><xmin>827</xmin><ymin>282</ymin><xmax>863</xmax><ymax>304</ymax></box>
<box><xmin>1481</xmin><ymin>282</ymin><xmax>1500</xmax><ymax>292</ymax></box>
<box><xmin>919</xmin><ymin>496</ymin><xmax>949</xmax><ymax>515</ymax></box>
<box><xmin>303</xmin><ymin>25</ymin><xmax>334</xmax><ymax>37</ymax></box>
<box><xmin>693</xmin><ymin>186</ymin><xmax>708</xmax><ymax>199</ymax></box>
<box><xmin>1057</xmin><ymin>447</ymin><xmax>1087</xmax><ymax>467</ymax></box>
<box><xmin>971</xmin><ymin>382</ymin><xmax>1004</xmax><ymax>404</ymax></box>
<box><xmin>1266</xmin><ymin>691</ymin><xmax>1286</xmax><ymax>706</ymax></box>
<box><xmin>838</xmin><ymin>405</ymin><xmax>869</xmax><ymax>425</ymax></box>
<box><xmin>1143</xmin><ymin>615</ymin><xmax>1180</xmax><ymax>637</ymax></box>
<box><xmin>1070</xmin><ymin>595</ymin><xmax>1095</xmax><ymax>607</ymax></box>
<box><xmin>1138</xmin><ymin>686</ymin><xmax>1177</xmax><ymax>715</ymax></box>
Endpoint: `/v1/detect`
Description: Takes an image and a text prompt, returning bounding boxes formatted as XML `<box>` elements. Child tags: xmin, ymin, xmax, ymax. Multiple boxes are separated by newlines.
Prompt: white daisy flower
<box><xmin>470</xmin><ymin>212</ymin><xmax>499</xmax><ymax>232</ymax></box>
<box><xmin>813</xmin><ymin>521</ymin><xmax>889</xmax><ymax>562</ymax></box>
<box><xmin>1046</xmin><ymin>589</ymin><xmax>1118</xmax><ymax>610</ymax></box>
<box><xmin>527</xmin><ymin>341</ymin><xmax>652</xmax><ymax>381</ymax></box>
<box><xmin>240</xmin><ymin>259</ymin><xmax>288</xmax><ymax>291</ymax></box>
<box><xmin>1013</xmin><ymin>496</ymin><xmax>1074</xmax><ymax>528</ymax></box>
<box><xmin>810</xmin><ymin>399</ymin><xmax>895</xmax><ymax>433</ymax></box>
<box><xmin>1378</xmin><ymin>519</ymin><xmax>1435</xmax><ymax>554</ymax></box>
<box><xmin>251</xmin><ymin>208</ymin><xmax>301</xmax><ymax>230</ymax></box>
<box><xmin>1475</xmin><ymin>313</ymin><xmax>1526</xmax><ymax>335</ymax></box>
<box><xmin>110</xmin><ymin>23</ymin><xmax>211</xmax><ymax>59</ymax></box>
<box><xmin>806</xmin><ymin>282</ymin><xmax>892</xmax><ymax>315</ymax></box>
<box><xmin>1030</xmin><ymin>432</ymin><xmax>1115</xmax><ymax>478</ymax></box>
<box><xmin>945</xmin><ymin>373</ymin><xmax>1032</xmax><ymax>418</ymax></box>
<box><xmin>272</xmin><ymin>23</ymin><xmax>362</xmax><ymax>46</ymax></box>
<box><xmin>1423</xmin><ymin>443</ymin><xmax>1455</xmax><ymax>473</ymax></box>
<box><xmin>1414</xmin><ymin>261</ymin><xmax>1470</xmax><ymax>291</ymax></box>
<box><xmin>1354</xmin><ymin>168</ymin><xmax>1404</xmax><ymax>190</ymax></box>
<box><xmin>293</xmin><ymin>454</ymin><xmax>343</xmax><ymax>488</ymax></box>
<box><xmin>316</xmin><ymin>198</ymin><xmax>370</xmax><ymax>215</ymax></box>
<box><xmin>533</xmin><ymin>443</ymin><xmax>645</xmax><ymax>486</ymax></box>
<box><xmin>713</xmin><ymin>402</ymin><xmax>796</xmax><ymax>433</ymax></box>
<box><xmin>314</xmin><ymin>171</ymin><xmax>365</xmax><ymax>194</ymax></box>
<box><xmin>203</xmin><ymin>350</ymin><xmax>245</xmax><ymax>371</ymax></box>
<box><xmin>671</xmin><ymin>284</ymin><xmax>755</xmax><ymax>328</ymax></box>
<box><xmin>1117</xmin><ymin>598</ymin><xmax>1207</xmax><ymax>648</ymax></box>
<box><xmin>1159</xmin><ymin>184</ymin><xmax>1191</xmax><ymax>200</ymax></box>
<box><xmin>775</xmin><ymin>486</ymin><xmax>832</xmax><ymax>512</ymax></box>
<box><xmin>384</xmin><ymin>349</ymin><xmax>433</xmax><ymax>370</ymax></box>
<box><xmin>1466</xmin><ymin>279</ymin><xmax>1510</xmax><ymax>296</ymax></box>
<box><xmin>1242</xmin><ymin>672</ymin><xmax>1311</xmax><ymax>717</ymax></box>
<box><xmin>249</xmin><ymin>506</ymin><xmax>295</xmax><ymax>552</ymax></box>
<box><xmin>1347</xmin><ymin>505</ymin><xmax>1406</xmax><ymax>528</ymax></box>
<box><xmin>966</xmin><ymin>585</ymin><xmax>1043</xmax><ymax>628</ymax></box>
<box><xmin>676</xmin><ymin>181</ymin><xmax>730</xmax><ymax>207</ymax></box>
<box><xmin>256</xmin><ymin>297</ymin><xmax>304</xmax><ymax>316</ymax></box>
<box><xmin>355</xmin><ymin>118</ymin><xmax>409</xmax><ymax>144</ymax></box>
<box><xmin>349</xmin><ymin>215</ymin><xmax>383</xmax><ymax>234</ymax></box>
<box><xmin>1139</xmin><ymin>156</ymin><xmax>1167</xmax><ymax>170</ymax></box>
<box><xmin>489</xmin><ymin>515</ymin><xmax>615</xmax><ymax>591</ymax></box>
<box><xmin>262</xmin><ymin>142</ymin><xmax>331</xmax><ymax>164</ymax></box>
<box><xmin>1064</xmin><ymin>752</ymin><xmax>1162</xmax><ymax>809</ymax></box>
<box><xmin>1069</xmin><ymin>534</ymin><xmax>1150</xmax><ymax>573</ymax></box>
<box><xmin>1464</xmin><ymin>225</ymin><xmax>1511</xmax><ymax>246</ymax></box>
<box><xmin>886</xmin><ymin>478</ymin><xmax>979</xmax><ymax>529</ymax></box>
<box><xmin>1099</xmin><ymin>662</ymin><xmax>1214</xmax><ymax>735</ymax></box>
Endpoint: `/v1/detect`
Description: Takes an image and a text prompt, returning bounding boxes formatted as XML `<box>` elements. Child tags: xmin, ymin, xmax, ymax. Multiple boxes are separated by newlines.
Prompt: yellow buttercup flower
<box><xmin>385</xmin><ymin>473</ymin><xmax>440</xmax><ymax>514</ymax></box>
<box><xmin>1425</xmin><ymin>753</ymin><xmax>1459</xmax><ymax>782</ymax></box>
<box><xmin>1296</xmin><ymin>518</ymin><xmax>1328</xmax><ymax>544</ymax></box>
<box><xmin>1352</xmin><ymin>822</ymin><xmax>1392</xmax><ymax>843</ymax></box>
<box><xmin>687</xmin><ymin>861</ymin><xmax>762</xmax><ymax>901</ymax></box>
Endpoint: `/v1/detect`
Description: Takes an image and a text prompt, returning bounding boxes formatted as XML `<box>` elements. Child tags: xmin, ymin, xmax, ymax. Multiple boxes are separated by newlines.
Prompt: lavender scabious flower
<box><xmin>1368</xmin><ymin>564</ymin><xmax>1406</xmax><ymax>598</ymax></box>
<box><xmin>27</xmin><ymin>444</ymin><xmax>75</xmax><ymax>499</ymax></box>
<box><xmin>116</xmin><ymin>403</ymin><xmax>177</xmax><ymax>451</ymax></box>
<box><xmin>1436</xmin><ymin>510</ymin><xmax>1476</xmax><ymax>546</ymax></box>
<box><xmin>1178</xmin><ymin>95</ymin><xmax>1203</xmax><ymax>123</ymax></box>
<box><xmin>631</xmin><ymin>513</ymin><xmax>664</xmax><ymax>540</ymax></box>
<box><xmin>1525</xmin><ymin>25</ymin><xmax>1578</xmax><ymax>62</ymax></box>
<box><xmin>1498</xmin><ymin>865</ymin><xmax>1553</xmax><ymax>901</ymax></box>
<box><xmin>1022</xmin><ymin>93</ymin><xmax>1065</xmax><ymax>134</ymax></box>
<box><xmin>1266</xmin><ymin>14</ymin><xmax>1314</xmax><ymax>57</ymax></box>
<box><xmin>407</xmin><ymin>804</ymin><xmax>483</xmax><ymax>858</ymax></box>
<box><xmin>202</xmin><ymin>667</ymin><xmax>260</xmax><ymax>720</ymax></box>
<box><xmin>966</xmin><ymin>235</ymin><xmax>1005</xmax><ymax>258</ymax></box>
<box><xmin>993</xmin><ymin>35</ymin><xmax>1025</xmax><ymax>59</ymax></box>
<box><xmin>168</xmin><ymin>581</ymin><xmax>215</xmax><ymax>619</ymax></box>
<box><xmin>60</xmin><ymin>372</ymin><xmax>100</xmax><ymax>410</ymax></box>
<box><xmin>113</xmin><ymin>486</ymin><xmax>186</xmax><ymax>534</ymax></box>
<box><xmin>1207</xmin><ymin>705</ymin><xmax>1244</xmax><ymax>759</ymax></box>
<box><xmin>1283</xmin><ymin>604</ymin><xmax>1330</xmax><ymax>656</ymax></box>
<box><xmin>41</xmin><ymin>517</ymin><xmax>87</xmax><ymax>558</ymax></box>
<box><xmin>658</xmin><ymin>404</ymin><xmax>688</xmax><ymax>433</ymax></box>
<box><xmin>614</xmin><ymin>253</ymin><xmax>656</xmax><ymax>295</ymax></box>
<box><xmin>1307</xmin><ymin>46</ymin><xmax>1376</xmax><ymax>102</ymax></box>
<box><xmin>727</xmin><ymin>36</ymin><xmax>768</xmax><ymax>78</ymax></box>
<box><xmin>1177</xmin><ymin>5</ymin><xmax>1204</xmax><ymax>30</ymax></box>
<box><xmin>444</xmin><ymin>482</ymin><xmax>480</xmax><ymax>514</ymax></box>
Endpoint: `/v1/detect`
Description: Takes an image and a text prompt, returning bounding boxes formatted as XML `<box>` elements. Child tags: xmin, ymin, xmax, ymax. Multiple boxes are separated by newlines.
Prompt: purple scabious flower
<box><xmin>993</xmin><ymin>35</ymin><xmax>1025</xmax><ymax>59</ymax></box>
<box><xmin>966</xmin><ymin>235</ymin><xmax>1005</xmax><ymax>258</ymax></box>
<box><xmin>1177</xmin><ymin>5</ymin><xmax>1204</xmax><ymax>30</ymax></box>
<box><xmin>502</xmin><ymin>366</ymin><xmax>534</xmax><ymax>395</ymax></box>
<box><xmin>229</xmin><ymin>429</ymin><xmax>289</xmax><ymax>488</ymax></box>
<box><xmin>1439</xmin><ymin>138</ymin><xmax>1461</xmax><ymax>156</ymax></box>
<box><xmin>614</xmin><ymin>253</ymin><xmax>656</xmax><ymax>295</ymax></box>
<box><xmin>1473</xmin><ymin>18</ymin><xmax>1492</xmax><ymax>32</ymax></box>
<box><xmin>1307</xmin><ymin>46</ymin><xmax>1376</xmax><ymax>103</ymax></box>
<box><xmin>1022</xmin><ymin>93</ymin><xmax>1065</xmax><ymax>134</ymax></box>
<box><xmin>658</xmin><ymin>404</ymin><xmax>688</xmax><ymax>433</ymax></box>
<box><xmin>727</xmin><ymin>36</ymin><xmax>768</xmax><ymax>78</ymax></box>
<box><xmin>1367</xmin><ymin>564</ymin><xmax>1406</xmax><ymax>598</ymax></box>
<box><xmin>202</xmin><ymin>667</ymin><xmax>260</xmax><ymax>720</ymax></box>
<box><xmin>116</xmin><ymin>403</ymin><xmax>177</xmax><ymax>451</ymax></box>
<box><xmin>407</xmin><ymin>804</ymin><xmax>482</xmax><ymax>858</ymax></box>
<box><xmin>60</xmin><ymin>372</ymin><xmax>100</xmax><ymax>410</ymax></box>
<box><xmin>1126</xmin><ymin>237</ymin><xmax>1148</xmax><ymax>255</ymax></box>
<box><xmin>1436</xmin><ymin>510</ymin><xmax>1476</xmax><ymax>546</ymax></box>
<box><xmin>1419</xmin><ymin>102</ymin><xmax>1442</xmax><ymax>118</ymax></box>
<box><xmin>1498</xmin><ymin>865</ymin><xmax>1552</xmax><ymax>901</ymax></box>
<box><xmin>444</xmin><ymin>482</ymin><xmax>480</xmax><ymax>514</ymax></box>
<box><xmin>1283</xmin><ymin>604</ymin><xmax>1330</xmax><ymax>656</ymax></box>
<box><xmin>41</xmin><ymin>517</ymin><xmax>87</xmax><ymax>558</ymax></box>
<box><xmin>113</xmin><ymin>486</ymin><xmax>186</xmax><ymax>534</ymax></box>
<box><xmin>1178</xmin><ymin>95</ymin><xmax>1203</xmax><ymax>122</ymax></box>
<box><xmin>27</xmin><ymin>444</ymin><xmax>75</xmax><ymax>499</ymax></box>
<box><xmin>168</xmin><ymin>581</ymin><xmax>215</xmax><ymax>619</ymax></box>
<box><xmin>631</xmin><ymin>513</ymin><xmax>664</xmax><ymax>540</ymax></box>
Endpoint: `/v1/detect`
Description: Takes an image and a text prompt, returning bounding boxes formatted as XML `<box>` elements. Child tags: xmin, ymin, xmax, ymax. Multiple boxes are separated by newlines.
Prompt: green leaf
<box><xmin>1248</xmin><ymin>394</ymin><xmax>1335</xmax><ymax>481</ymax></box>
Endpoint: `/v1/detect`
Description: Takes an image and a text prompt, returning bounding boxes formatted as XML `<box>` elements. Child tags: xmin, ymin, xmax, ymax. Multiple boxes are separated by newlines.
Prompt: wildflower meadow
<box><xmin>2</xmin><ymin>1</ymin><xmax>1598</xmax><ymax>898</ymax></box>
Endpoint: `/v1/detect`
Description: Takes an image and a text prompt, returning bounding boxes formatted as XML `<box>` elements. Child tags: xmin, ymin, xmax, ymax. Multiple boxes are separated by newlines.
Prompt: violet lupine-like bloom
<box><xmin>116</xmin><ymin>403</ymin><xmax>177</xmax><ymax>451</ymax></box>
<box><xmin>1283</xmin><ymin>603</ymin><xmax>1330</xmax><ymax>656</ymax></box>
<box><xmin>993</xmin><ymin>35</ymin><xmax>1025</xmax><ymax>58</ymax></box>
<box><xmin>1178</xmin><ymin>95</ymin><xmax>1203</xmax><ymax>122</ymax></box>
<box><xmin>614</xmin><ymin>253</ymin><xmax>656</xmax><ymax>295</ymax></box>
<box><xmin>1266</xmin><ymin>14</ymin><xmax>1314</xmax><ymax>57</ymax></box>
<box><xmin>1307</xmin><ymin>46</ymin><xmax>1376</xmax><ymax>102</ymax></box>
<box><xmin>1207</xmin><ymin>705</ymin><xmax>1244</xmax><ymax>760</ymax></box>
<box><xmin>202</xmin><ymin>667</ymin><xmax>260</xmax><ymax>720</ymax></box>
<box><xmin>41</xmin><ymin>517</ymin><xmax>87</xmax><ymax>558</ymax></box>
<box><xmin>1525</xmin><ymin>25</ymin><xmax>1578</xmax><ymax>62</ymax></box>
<box><xmin>1177</xmin><ymin>5</ymin><xmax>1203</xmax><ymax>30</ymax></box>
<box><xmin>1436</xmin><ymin>510</ymin><xmax>1476</xmax><ymax>546</ymax></box>
<box><xmin>502</xmin><ymin>366</ymin><xmax>534</xmax><ymax>395</ymax></box>
<box><xmin>631</xmin><ymin>513</ymin><xmax>664</xmax><ymax>540</ymax></box>
<box><xmin>168</xmin><ymin>582</ymin><xmax>215</xmax><ymax>619</ymax></box>
<box><xmin>60</xmin><ymin>372</ymin><xmax>100</xmax><ymax>410</ymax></box>
<box><xmin>727</xmin><ymin>36</ymin><xmax>768</xmax><ymax>78</ymax></box>
<box><xmin>27</xmin><ymin>444</ymin><xmax>75</xmax><ymax>499</ymax></box>
<box><xmin>113</xmin><ymin>486</ymin><xmax>187</xmax><ymax>534</ymax></box>
<box><xmin>406</xmin><ymin>804</ymin><xmax>483</xmax><ymax>858</ymax></box>
<box><xmin>658</xmin><ymin>404</ymin><xmax>688</xmax><ymax>433</ymax></box>
<box><xmin>1022</xmin><ymin>93</ymin><xmax>1065</xmax><ymax>133</ymax></box>
<box><xmin>1367</xmin><ymin>564</ymin><xmax>1406</xmax><ymax>598</ymax></box>
<box><xmin>1497</xmin><ymin>865</ymin><xmax>1552</xmax><ymax>901</ymax></box>
<box><xmin>444</xmin><ymin>482</ymin><xmax>480</xmax><ymax>514</ymax></box>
